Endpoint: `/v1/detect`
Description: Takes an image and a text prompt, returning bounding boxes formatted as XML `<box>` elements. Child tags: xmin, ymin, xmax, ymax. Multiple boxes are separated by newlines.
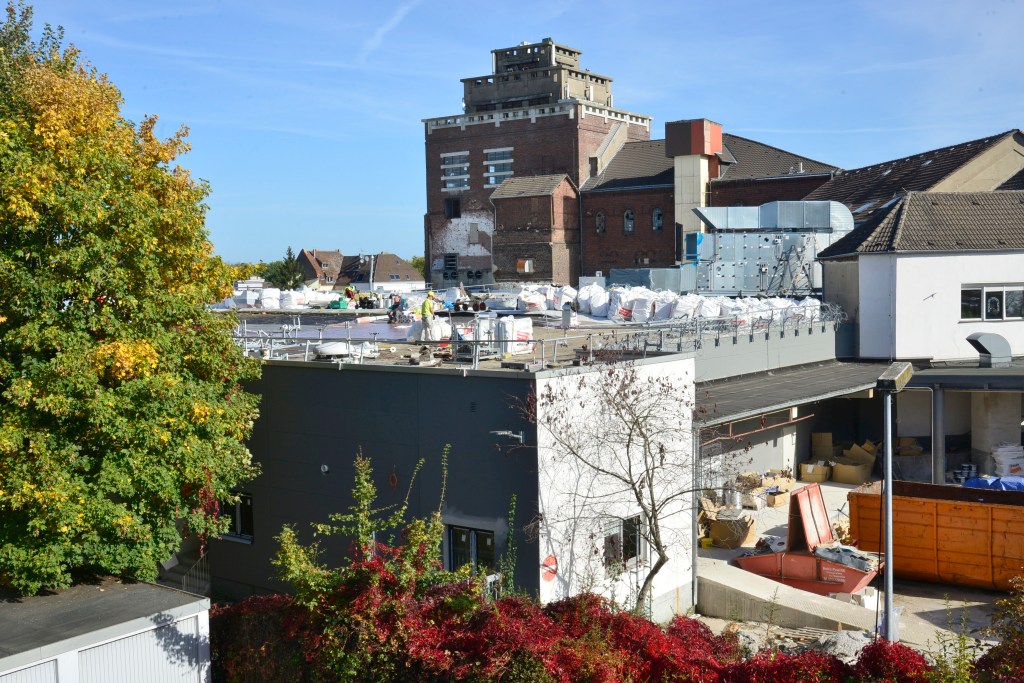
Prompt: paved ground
<box><xmin>698</xmin><ymin>480</ymin><xmax>1003</xmax><ymax>652</ymax></box>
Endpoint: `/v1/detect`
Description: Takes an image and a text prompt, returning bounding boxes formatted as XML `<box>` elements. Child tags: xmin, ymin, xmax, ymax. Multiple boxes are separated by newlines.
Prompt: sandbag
<box><xmin>590</xmin><ymin>289</ymin><xmax>610</xmax><ymax>317</ymax></box>
<box><xmin>631</xmin><ymin>296</ymin><xmax>655</xmax><ymax>323</ymax></box>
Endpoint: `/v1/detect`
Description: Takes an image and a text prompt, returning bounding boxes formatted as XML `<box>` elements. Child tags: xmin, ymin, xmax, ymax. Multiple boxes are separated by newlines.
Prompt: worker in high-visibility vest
<box><xmin>419</xmin><ymin>291</ymin><xmax>437</xmax><ymax>319</ymax></box>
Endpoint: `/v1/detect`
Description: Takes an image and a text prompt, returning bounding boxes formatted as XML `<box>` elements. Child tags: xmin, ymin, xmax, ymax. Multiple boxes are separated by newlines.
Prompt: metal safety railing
<box><xmin>182</xmin><ymin>554</ymin><xmax>210</xmax><ymax>597</ymax></box>
<box><xmin>230</xmin><ymin>302</ymin><xmax>846</xmax><ymax>370</ymax></box>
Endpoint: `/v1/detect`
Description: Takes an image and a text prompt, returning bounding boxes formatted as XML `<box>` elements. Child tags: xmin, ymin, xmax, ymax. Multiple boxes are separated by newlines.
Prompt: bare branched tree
<box><xmin>529</xmin><ymin>358</ymin><xmax>696</xmax><ymax>613</ymax></box>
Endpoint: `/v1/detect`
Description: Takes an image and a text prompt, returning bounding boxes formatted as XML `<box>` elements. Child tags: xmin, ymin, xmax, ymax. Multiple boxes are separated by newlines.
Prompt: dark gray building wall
<box><xmin>211</xmin><ymin>361</ymin><xmax>539</xmax><ymax>600</ymax></box>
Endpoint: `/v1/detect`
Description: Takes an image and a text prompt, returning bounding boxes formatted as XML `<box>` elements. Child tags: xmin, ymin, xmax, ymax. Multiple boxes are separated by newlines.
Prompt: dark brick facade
<box><xmin>581</xmin><ymin>187</ymin><xmax>675</xmax><ymax>275</ymax></box>
<box><xmin>710</xmin><ymin>174</ymin><xmax>833</xmax><ymax>207</ymax></box>
<box><xmin>493</xmin><ymin>179</ymin><xmax>579</xmax><ymax>284</ymax></box>
<box><xmin>424</xmin><ymin>106</ymin><xmax>649</xmax><ymax>285</ymax></box>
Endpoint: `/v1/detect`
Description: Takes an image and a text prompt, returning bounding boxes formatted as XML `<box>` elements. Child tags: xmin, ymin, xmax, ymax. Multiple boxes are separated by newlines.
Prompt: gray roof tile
<box><xmin>582</xmin><ymin>135</ymin><xmax>837</xmax><ymax>192</ymax></box>
<box><xmin>490</xmin><ymin>174</ymin><xmax>569</xmax><ymax>199</ymax></box>
<box><xmin>818</xmin><ymin>191</ymin><xmax>1024</xmax><ymax>258</ymax></box>
<box><xmin>805</xmin><ymin>131</ymin><xmax>1018</xmax><ymax>222</ymax></box>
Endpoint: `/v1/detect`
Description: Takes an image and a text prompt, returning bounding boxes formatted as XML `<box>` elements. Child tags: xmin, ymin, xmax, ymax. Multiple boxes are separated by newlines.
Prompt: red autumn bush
<box><xmin>724</xmin><ymin>648</ymin><xmax>852</xmax><ymax>683</ymax></box>
<box><xmin>210</xmin><ymin>594</ymin><xmax>317</xmax><ymax>682</ymax></box>
<box><xmin>853</xmin><ymin>637</ymin><xmax>932</xmax><ymax>682</ymax></box>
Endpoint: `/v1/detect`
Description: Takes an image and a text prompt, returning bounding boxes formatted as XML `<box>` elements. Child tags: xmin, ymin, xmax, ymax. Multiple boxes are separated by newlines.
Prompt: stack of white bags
<box><xmin>517</xmin><ymin>283</ymin><xmax>821</xmax><ymax>326</ymax></box>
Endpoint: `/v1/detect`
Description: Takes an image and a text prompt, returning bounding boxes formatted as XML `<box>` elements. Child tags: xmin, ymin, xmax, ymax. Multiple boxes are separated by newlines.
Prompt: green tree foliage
<box><xmin>408</xmin><ymin>255</ymin><xmax>426</xmax><ymax>278</ymax></box>
<box><xmin>261</xmin><ymin>246</ymin><xmax>304</xmax><ymax>289</ymax></box>
<box><xmin>0</xmin><ymin>2</ymin><xmax>260</xmax><ymax>594</ymax></box>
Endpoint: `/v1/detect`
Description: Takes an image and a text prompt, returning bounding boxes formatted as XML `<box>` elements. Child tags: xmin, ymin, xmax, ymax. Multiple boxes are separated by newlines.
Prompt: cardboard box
<box><xmin>831</xmin><ymin>459</ymin><xmax>874</xmax><ymax>485</ymax></box>
<box><xmin>766</xmin><ymin>491</ymin><xmax>789</xmax><ymax>508</ymax></box>
<box><xmin>812</xmin><ymin>432</ymin><xmax>833</xmax><ymax>458</ymax></box>
<box><xmin>709</xmin><ymin>516</ymin><xmax>756</xmax><ymax>549</ymax></box>
<box><xmin>833</xmin><ymin>446</ymin><xmax>876</xmax><ymax>485</ymax></box>
<box><xmin>800</xmin><ymin>462</ymin><xmax>832</xmax><ymax>483</ymax></box>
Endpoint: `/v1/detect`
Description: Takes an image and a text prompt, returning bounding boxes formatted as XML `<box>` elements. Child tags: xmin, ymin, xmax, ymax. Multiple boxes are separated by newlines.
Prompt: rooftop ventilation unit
<box><xmin>966</xmin><ymin>332</ymin><xmax>1012</xmax><ymax>368</ymax></box>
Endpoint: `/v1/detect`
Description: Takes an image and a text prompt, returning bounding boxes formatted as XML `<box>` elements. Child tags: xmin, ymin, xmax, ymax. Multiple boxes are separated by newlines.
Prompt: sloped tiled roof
<box><xmin>717</xmin><ymin>134</ymin><xmax>837</xmax><ymax>181</ymax></box>
<box><xmin>490</xmin><ymin>174</ymin><xmax>570</xmax><ymax>199</ymax></box>
<box><xmin>582</xmin><ymin>135</ymin><xmax>837</xmax><ymax>192</ymax></box>
<box><xmin>582</xmin><ymin>140</ymin><xmax>672</xmax><ymax>192</ymax></box>
<box><xmin>818</xmin><ymin>191</ymin><xmax>1024</xmax><ymax>258</ymax></box>
<box><xmin>998</xmin><ymin>167</ymin><xmax>1024</xmax><ymax>190</ymax></box>
<box><xmin>338</xmin><ymin>253</ymin><xmax>422</xmax><ymax>285</ymax></box>
<box><xmin>805</xmin><ymin>131</ymin><xmax>1018</xmax><ymax>222</ymax></box>
<box><xmin>299</xmin><ymin>249</ymin><xmax>344</xmax><ymax>280</ymax></box>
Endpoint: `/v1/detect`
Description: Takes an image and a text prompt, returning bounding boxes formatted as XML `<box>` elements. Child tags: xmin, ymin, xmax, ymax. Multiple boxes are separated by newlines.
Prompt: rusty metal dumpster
<box><xmin>734</xmin><ymin>483</ymin><xmax>881</xmax><ymax>595</ymax></box>
<box><xmin>848</xmin><ymin>480</ymin><xmax>1024</xmax><ymax>591</ymax></box>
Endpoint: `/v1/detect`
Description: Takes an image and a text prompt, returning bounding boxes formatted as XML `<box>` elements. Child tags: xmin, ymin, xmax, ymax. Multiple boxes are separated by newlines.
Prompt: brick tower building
<box><xmin>423</xmin><ymin>38</ymin><xmax>651</xmax><ymax>286</ymax></box>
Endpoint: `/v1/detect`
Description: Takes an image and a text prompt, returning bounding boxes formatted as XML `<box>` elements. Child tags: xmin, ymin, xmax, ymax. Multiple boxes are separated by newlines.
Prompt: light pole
<box><xmin>360</xmin><ymin>254</ymin><xmax>377</xmax><ymax>293</ymax></box>
<box><xmin>876</xmin><ymin>361</ymin><xmax>914</xmax><ymax>641</ymax></box>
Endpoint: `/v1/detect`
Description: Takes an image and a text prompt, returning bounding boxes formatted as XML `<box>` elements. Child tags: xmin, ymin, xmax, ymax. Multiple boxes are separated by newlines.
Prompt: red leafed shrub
<box><xmin>976</xmin><ymin>574</ymin><xmax>1024</xmax><ymax>682</ymax></box>
<box><xmin>853</xmin><ymin>638</ymin><xmax>932</xmax><ymax>682</ymax></box>
<box><xmin>724</xmin><ymin>649</ymin><xmax>852</xmax><ymax>683</ymax></box>
<box><xmin>667</xmin><ymin>615</ymin><xmax>742</xmax><ymax>665</ymax></box>
<box><xmin>210</xmin><ymin>594</ymin><xmax>318</xmax><ymax>681</ymax></box>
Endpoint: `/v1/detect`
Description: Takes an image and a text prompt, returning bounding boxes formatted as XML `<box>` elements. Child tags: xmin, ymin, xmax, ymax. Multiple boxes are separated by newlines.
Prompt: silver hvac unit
<box><xmin>684</xmin><ymin>201</ymin><xmax>854</xmax><ymax>297</ymax></box>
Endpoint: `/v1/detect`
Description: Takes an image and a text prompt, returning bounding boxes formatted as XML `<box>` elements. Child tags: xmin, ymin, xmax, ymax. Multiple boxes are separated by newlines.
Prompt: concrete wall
<box><xmin>971</xmin><ymin>392</ymin><xmax>1023</xmax><ymax>457</ymax></box>
<box><xmin>211</xmin><ymin>362</ymin><xmax>539</xmax><ymax>599</ymax></box>
<box><xmin>693</xmin><ymin>321</ymin><xmax>839</xmax><ymax>382</ymax></box>
<box><xmin>674</xmin><ymin>155</ymin><xmax>709</xmax><ymax>235</ymax></box>
<box><xmin>897</xmin><ymin>389</ymin><xmax>973</xmax><ymax>437</ymax></box>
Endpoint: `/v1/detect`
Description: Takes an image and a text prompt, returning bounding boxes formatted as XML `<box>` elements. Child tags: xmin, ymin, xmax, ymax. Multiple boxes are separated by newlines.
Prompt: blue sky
<box><xmin>30</xmin><ymin>1</ymin><xmax>1024</xmax><ymax>264</ymax></box>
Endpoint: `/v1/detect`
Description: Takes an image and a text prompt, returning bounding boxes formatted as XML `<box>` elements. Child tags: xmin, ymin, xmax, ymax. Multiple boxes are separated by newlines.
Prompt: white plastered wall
<box><xmin>857</xmin><ymin>255</ymin><xmax>897</xmax><ymax>359</ymax></box>
<box><xmin>432</xmin><ymin>210</ymin><xmax>494</xmax><ymax>269</ymax></box>
<box><xmin>534</xmin><ymin>357</ymin><xmax>696</xmax><ymax>621</ymax></box>
<box><xmin>891</xmin><ymin>252</ymin><xmax>1024</xmax><ymax>361</ymax></box>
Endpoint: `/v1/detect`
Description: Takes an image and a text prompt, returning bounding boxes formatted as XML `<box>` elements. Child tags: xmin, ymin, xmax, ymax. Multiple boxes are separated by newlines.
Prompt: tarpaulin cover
<box><xmin>964</xmin><ymin>476</ymin><xmax>1024</xmax><ymax>491</ymax></box>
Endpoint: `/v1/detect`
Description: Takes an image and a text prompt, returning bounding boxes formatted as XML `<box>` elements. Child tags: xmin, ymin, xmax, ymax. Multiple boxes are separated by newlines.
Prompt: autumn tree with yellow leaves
<box><xmin>0</xmin><ymin>3</ymin><xmax>260</xmax><ymax>594</ymax></box>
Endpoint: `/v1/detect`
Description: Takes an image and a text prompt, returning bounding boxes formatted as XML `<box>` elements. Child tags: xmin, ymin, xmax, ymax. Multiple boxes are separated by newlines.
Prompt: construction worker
<box><xmin>420</xmin><ymin>291</ymin><xmax>437</xmax><ymax>320</ymax></box>
<box><xmin>388</xmin><ymin>294</ymin><xmax>405</xmax><ymax>323</ymax></box>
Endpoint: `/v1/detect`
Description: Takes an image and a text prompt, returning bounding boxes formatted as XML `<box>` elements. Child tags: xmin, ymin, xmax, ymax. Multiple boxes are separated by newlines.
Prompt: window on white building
<box><xmin>962</xmin><ymin>285</ymin><xmax>1024</xmax><ymax>321</ymax></box>
<box><xmin>603</xmin><ymin>514</ymin><xmax>645</xmax><ymax>571</ymax></box>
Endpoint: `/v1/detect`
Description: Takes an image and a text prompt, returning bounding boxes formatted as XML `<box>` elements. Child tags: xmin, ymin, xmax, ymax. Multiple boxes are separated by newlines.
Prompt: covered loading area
<box><xmin>694</xmin><ymin>360</ymin><xmax>889</xmax><ymax>485</ymax></box>
<box><xmin>905</xmin><ymin>359</ymin><xmax>1024</xmax><ymax>484</ymax></box>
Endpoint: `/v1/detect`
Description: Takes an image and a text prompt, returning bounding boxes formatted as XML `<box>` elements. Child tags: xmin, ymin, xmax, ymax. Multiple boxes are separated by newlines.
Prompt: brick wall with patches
<box><xmin>492</xmin><ymin>179</ymin><xmax>580</xmax><ymax>284</ymax></box>
<box><xmin>424</xmin><ymin>105</ymin><xmax>648</xmax><ymax>286</ymax></box>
